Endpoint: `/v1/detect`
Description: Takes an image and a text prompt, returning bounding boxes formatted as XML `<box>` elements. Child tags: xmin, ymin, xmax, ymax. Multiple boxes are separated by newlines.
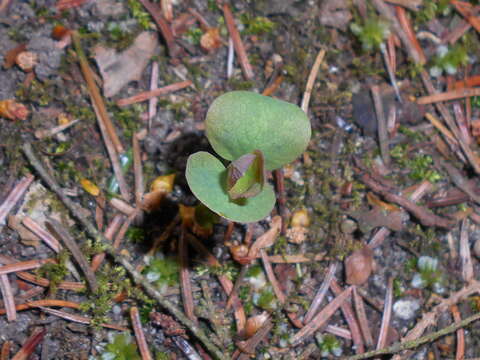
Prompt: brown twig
<box><xmin>451</xmin><ymin>305</ymin><xmax>465</xmax><ymax>360</ymax></box>
<box><xmin>417</xmin><ymin>87</ymin><xmax>480</xmax><ymax>105</ymax></box>
<box><xmin>179</xmin><ymin>227</ymin><xmax>197</xmax><ymax>324</ymax></box>
<box><xmin>137</xmin><ymin>0</ymin><xmax>181</xmax><ymax>57</ymax></box>
<box><xmin>0</xmin><ymin>341</ymin><xmax>11</xmax><ymax>360</ymax></box>
<box><xmin>0</xmin><ymin>259</ymin><xmax>51</xmax><ymax>276</ymax></box>
<box><xmin>91</xmin><ymin>214</ymin><xmax>123</xmax><ymax>272</ymax></box>
<box><xmin>116</xmin><ymin>80</ymin><xmax>193</xmax><ymax>107</ymax></box>
<box><xmin>301</xmin><ymin>49</ymin><xmax>326</xmax><ymax>114</ymax></box>
<box><xmin>133</xmin><ymin>134</ymin><xmax>144</xmax><ymax>208</ymax></box>
<box><xmin>459</xmin><ymin>218</ymin><xmax>474</xmax><ymax>283</ymax></box>
<box><xmin>131</xmin><ymin>306</ymin><xmax>153</xmax><ymax>360</ymax></box>
<box><xmin>0</xmin><ymin>299</ymin><xmax>80</xmax><ymax>315</ymax></box>
<box><xmin>0</xmin><ymin>174</ymin><xmax>34</xmax><ymax>226</ymax></box>
<box><xmin>0</xmin><ymin>275</ymin><xmax>16</xmax><ymax>321</ymax></box>
<box><xmin>222</xmin><ymin>3</ymin><xmax>253</xmax><ymax>80</ymax></box>
<box><xmin>260</xmin><ymin>249</ymin><xmax>286</xmax><ymax>304</ymax></box>
<box><xmin>38</xmin><ymin>306</ymin><xmax>127</xmax><ymax>331</ymax></box>
<box><xmin>147</xmin><ymin>214</ymin><xmax>180</xmax><ymax>256</ymax></box>
<box><xmin>304</xmin><ymin>262</ymin><xmax>337</xmax><ymax>324</ymax></box>
<box><xmin>371</xmin><ymin>85</ymin><xmax>391</xmax><ymax>166</ymax></box>
<box><xmin>353</xmin><ymin>286</ymin><xmax>374</xmax><ymax>348</ymax></box>
<box><xmin>359</xmin><ymin>172</ymin><xmax>455</xmax><ymax>229</ymax></box>
<box><xmin>376</xmin><ymin>277</ymin><xmax>393</xmax><ymax>350</ymax></box>
<box><xmin>11</xmin><ymin>327</ymin><xmax>46</xmax><ymax>360</ymax></box>
<box><xmin>22</xmin><ymin>216</ymin><xmax>61</xmax><ymax>252</ymax></box>
<box><xmin>71</xmin><ymin>33</ymin><xmax>131</xmax><ymax>202</ymax></box>
<box><xmin>291</xmin><ymin>286</ymin><xmax>352</xmax><ymax>345</ymax></box>
<box><xmin>236</xmin><ymin>320</ymin><xmax>273</xmax><ymax>360</ymax></box>
<box><xmin>148</xmin><ymin>61</ymin><xmax>159</xmax><ymax>131</ymax></box>
<box><xmin>274</xmin><ymin>169</ymin><xmax>288</xmax><ymax>234</ymax></box>
<box><xmin>395</xmin><ymin>5</ymin><xmax>426</xmax><ymax>63</ymax></box>
<box><xmin>46</xmin><ymin>219</ymin><xmax>98</xmax><ymax>292</ymax></box>
<box><xmin>384</xmin><ymin>0</ymin><xmax>422</xmax><ymax>11</ymax></box>
<box><xmin>331</xmin><ymin>280</ymin><xmax>365</xmax><ymax>353</ymax></box>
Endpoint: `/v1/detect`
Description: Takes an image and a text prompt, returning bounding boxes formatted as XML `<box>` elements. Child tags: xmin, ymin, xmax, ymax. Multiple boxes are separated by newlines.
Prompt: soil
<box><xmin>1</xmin><ymin>0</ymin><xmax>480</xmax><ymax>359</ymax></box>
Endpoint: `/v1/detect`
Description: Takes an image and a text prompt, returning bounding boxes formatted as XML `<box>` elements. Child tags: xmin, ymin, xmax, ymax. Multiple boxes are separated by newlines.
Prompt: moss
<box><xmin>127</xmin><ymin>0</ymin><xmax>154</xmax><ymax>30</ymax></box>
<box><xmin>37</xmin><ymin>250</ymin><xmax>70</xmax><ymax>295</ymax></box>
<box><xmin>185</xmin><ymin>27</ymin><xmax>203</xmax><ymax>45</ymax></box>
<box><xmin>390</xmin><ymin>144</ymin><xmax>442</xmax><ymax>183</ymax></box>
<box><xmin>415</xmin><ymin>0</ymin><xmax>450</xmax><ymax>23</ymax></box>
<box><xmin>16</xmin><ymin>80</ymin><xmax>55</xmax><ymax>107</ymax></box>
<box><xmin>102</xmin><ymin>333</ymin><xmax>141</xmax><ymax>360</ymax></box>
<box><xmin>195</xmin><ymin>262</ymin><xmax>239</xmax><ymax>282</ymax></box>
<box><xmin>125</xmin><ymin>227</ymin><xmax>145</xmax><ymax>243</ymax></box>
<box><xmin>79</xmin><ymin>264</ymin><xmax>131</xmax><ymax>326</ymax></box>
<box><xmin>143</xmin><ymin>256</ymin><xmax>180</xmax><ymax>288</ymax></box>
<box><xmin>240</xmin><ymin>14</ymin><xmax>275</xmax><ymax>35</ymax></box>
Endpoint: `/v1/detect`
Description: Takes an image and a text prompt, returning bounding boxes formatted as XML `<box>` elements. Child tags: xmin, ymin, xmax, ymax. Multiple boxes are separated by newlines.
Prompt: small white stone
<box><xmin>393</xmin><ymin>298</ymin><xmax>420</xmax><ymax>320</ymax></box>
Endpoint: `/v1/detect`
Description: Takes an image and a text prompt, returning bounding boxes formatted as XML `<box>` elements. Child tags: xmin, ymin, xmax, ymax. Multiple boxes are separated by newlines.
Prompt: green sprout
<box><xmin>390</xmin><ymin>145</ymin><xmax>441</xmax><ymax>183</ymax></box>
<box><xmin>411</xmin><ymin>256</ymin><xmax>444</xmax><ymax>293</ymax></box>
<box><xmin>350</xmin><ymin>18</ymin><xmax>390</xmax><ymax>51</ymax></box>
<box><xmin>143</xmin><ymin>255</ymin><xmax>180</xmax><ymax>292</ymax></box>
<box><xmin>240</xmin><ymin>14</ymin><xmax>276</xmax><ymax>35</ymax></box>
<box><xmin>430</xmin><ymin>44</ymin><xmax>469</xmax><ymax>77</ymax></box>
<box><xmin>186</xmin><ymin>91</ymin><xmax>311</xmax><ymax>223</ymax></box>
<box><xmin>315</xmin><ymin>333</ymin><xmax>342</xmax><ymax>357</ymax></box>
<box><xmin>101</xmin><ymin>333</ymin><xmax>141</xmax><ymax>360</ymax></box>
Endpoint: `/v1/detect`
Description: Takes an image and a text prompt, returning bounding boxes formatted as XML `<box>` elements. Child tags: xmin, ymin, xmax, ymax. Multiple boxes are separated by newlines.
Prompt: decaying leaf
<box><xmin>227</xmin><ymin>150</ymin><xmax>265</xmax><ymax>200</ymax></box>
<box><xmin>94</xmin><ymin>32</ymin><xmax>158</xmax><ymax>97</ymax></box>
<box><xmin>0</xmin><ymin>99</ymin><xmax>30</xmax><ymax>121</ymax></box>
<box><xmin>15</xmin><ymin>51</ymin><xmax>38</xmax><ymax>72</ymax></box>
<box><xmin>8</xmin><ymin>215</ymin><xmax>40</xmax><ymax>247</ymax></box>
<box><xmin>200</xmin><ymin>28</ymin><xmax>222</xmax><ymax>52</ymax></box>
<box><xmin>80</xmin><ymin>178</ymin><xmax>100</xmax><ymax>196</ymax></box>
<box><xmin>345</xmin><ymin>245</ymin><xmax>374</xmax><ymax>285</ymax></box>
<box><xmin>349</xmin><ymin>206</ymin><xmax>407</xmax><ymax>233</ymax></box>
<box><xmin>3</xmin><ymin>44</ymin><xmax>27</xmax><ymax>69</ymax></box>
<box><xmin>142</xmin><ymin>174</ymin><xmax>176</xmax><ymax>211</ymax></box>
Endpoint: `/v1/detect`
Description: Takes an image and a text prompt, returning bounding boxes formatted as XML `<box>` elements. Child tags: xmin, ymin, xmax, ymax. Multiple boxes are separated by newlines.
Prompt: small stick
<box><xmin>34</xmin><ymin>119</ymin><xmax>80</xmax><ymax>139</ymax></box>
<box><xmin>11</xmin><ymin>328</ymin><xmax>46</xmax><ymax>360</ymax></box>
<box><xmin>0</xmin><ymin>299</ymin><xmax>80</xmax><ymax>315</ymax></box>
<box><xmin>39</xmin><ymin>306</ymin><xmax>127</xmax><ymax>331</ymax></box>
<box><xmin>0</xmin><ymin>259</ymin><xmax>50</xmax><ymax>276</ymax></box>
<box><xmin>116</xmin><ymin>80</ymin><xmax>193</xmax><ymax>107</ymax></box>
<box><xmin>222</xmin><ymin>3</ymin><xmax>253</xmax><ymax>80</ymax></box>
<box><xmin>346</xmin><ymin>310</ymin><xmax>480</xmax><ymax>359</ymax></box>
<box><xmin>112</xmin><ymin>210</ymin><xmax>139</xmax><ymax>249</ymax></box>
<box><xmin>0</xmin><ymin>275</ymin><xmax>16</xmax><ymax>321</ymax></box>
<box><xmin>304</xmin><ymin>262</ymin><xmax>337</xmax><ymax>324</ymax></box>
<box><xmin>380</xmin><ymin>43</ymin><xmax>402</xmax><ymax>103</ymax></box>
<box><xmin>301</xmin><ymin>49</ymin><xmax>326</xmax><ymax>114</ymax></box>
<box><xmin>179</xmin><ymin>227</ymin><xmax>197</xmax><ymax>324</ymax></box>
<box><xmin>236</xmin><ymin>320</ymin><xmax>273</xmax><ymax>360</ymax></box>
<box><xmin>22</xmin><ymin>143</ymin><xmax>224</xmax><ymax>360</ymax></box>
<box><xmin>110</xmin><ymin>197</ymin><xmax>137</xmax><ymax>216</ymax></box>
<box><xmin>459</xmin><ymin>218</ymin><xmax>474</xmax><ymax>283</ymax></box>
<box><xmin>376</xmin><ymin>277</ymin><xmax>393</xmax><ymax>350</ymax></box>
<box><xmin>353</xmin><ymin>286</ymin><xmax>374</xmax><ymax>347</ymax></box>
<box><xmin>172</xmin><ymin>336</ymin><xmax>203</xmax><ymax>360</ymax></box>
<box><xmin>71</xmin><ymin>33</ymin><xmax>130</xmax><ymax>202</ymax></box>
<box><xmin>227</xmin><ymin>37</ymin><xmax>234</xmax><ymax>78</ymax></box>
<box><xmin>384</xmin><ymin>0</ymin><xmax>421</xmax><ymax>11</ymax></box>
<box><xmin>331</xmin><ymin>280</ymin><xmax>365</xmax><ymax>353</ymax></box>
<box><xmin>451</xmin><ymin>305</ymin><xmax>465</xmax><ymax>360</ymax></box>
<box><xmin>91</xmin><ymin>214</ymin><xmax>123</xmax><ymax>272</ymax></box>
<box><xmin>147</xmin><ymin>214</ymin><xmax>180</xmax><ymax>256</ymax></box>
<box><xmin>417</xmin><ymin>87</ymin><xmax>480</xmax><ymax>105</ymax></box>
<box><xmin>394</xmin><ymin>5</ymin><xmax>426</xmax><ymax>64</ymax></box>
<box><xmin>0</xmin><ymin>341</ymin><xmax>11</xmax><ymax>360</ymax></box>
<box><xmin>0</xmin><ymin>174</ymin><xmax>34</xmax><ymax>226</ymax></box>
<box><xmin>325</xmin><ymin>325</ymin><xmax>352</xmax><ymax>340</ymax></box>
<box><xmin>133</xmin><ymin>134</ymin><xmax>144</xmax><ymax>208</ymax></box>
<box><xmin>22</xmin><ymin>216</ymin><xmax>61</xmax><ymax>252</ymax></box>
<box><xmin>291</xmin><ymin>287</ymin><xmax>352</xmax><ymax>345</ymax></box>
<box><xmin>131</xmin><ymin>306</ymin><xmax>153</xmax><ymax>360</ymax></box>
<box><xmin>138</xmin><ymin>0</ymin><xmax>180</xmax><ymax>57</ymax></box>
<box><xmin>148</xmin><ymin>62</ymin><xmax>159</xmax><ymax>131</ymax></box>
<box><xmin>274</xmin><ymin>169</ymin><xmax>288</xmax><ymax>234</ymax></box>
<box><xmin>260</xmin><ymin>249</ymin><xmax>286</xmax><ymax>304</ymax></box>
<box><xmin>371</xmin><ymin>85</ymin><xmax>391</xmax><ymax>166</ymax></box>
<box><xmin>46</xmin><ymin>219</ymin><xmax>98</xmax><ymax>292</ymax></box>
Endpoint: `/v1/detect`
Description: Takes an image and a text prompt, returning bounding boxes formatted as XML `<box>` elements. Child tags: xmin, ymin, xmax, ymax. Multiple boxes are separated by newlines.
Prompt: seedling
<box><xmin>430</xmin><ymin>44</ymin><xmax>468</xmax><ymax>77</ymax></box>
<box><xmin>315</xmin><ymin>333</ymin><xmax>343</xmax><ymax>357</ymax></box>
<box><xmin>411</xmin><ymin>256</ymin><xmax>445</xmax><ymax>293</ymax></box>
<box><xmin>186</xmin><ymin>91</ymin><xmax>311</xmax><ymax>223</ymax></box>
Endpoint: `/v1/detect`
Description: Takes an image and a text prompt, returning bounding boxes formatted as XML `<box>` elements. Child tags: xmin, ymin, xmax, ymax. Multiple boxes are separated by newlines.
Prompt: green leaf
<box><xmin>227</xmin><ymin>149</ymin><xmax>265</xmax><ymax>199</ymax></box>
<box><xmin>186</xmin><ymin>151</ymin><xmax>276</xmax><ymax>223</ymax></box>
<box><xmin>206</xmin><ymin>91</ymin><xmax>311</xmax><ymax>171</ymax></box>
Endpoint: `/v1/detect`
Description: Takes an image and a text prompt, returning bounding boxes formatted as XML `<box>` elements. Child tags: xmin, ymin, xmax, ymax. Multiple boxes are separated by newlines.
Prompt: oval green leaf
<box><xmin>186</xmin><ymin>151</ymin><xmax>276</xmax><ymax>223</ymax></box>
<box><xmin>206</xmin><ymin>91</ymin><xmax>311</xmax><ymax>171</ymax></box>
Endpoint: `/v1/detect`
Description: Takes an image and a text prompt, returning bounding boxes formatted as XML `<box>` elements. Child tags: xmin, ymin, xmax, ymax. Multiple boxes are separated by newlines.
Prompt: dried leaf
<box><xmin>15</xmin><ymin>51</ymin><xmax>38</xmax><ymax>72</ymax></box>
<box><xmin>349</xmin><ymin>206</ymin><xmax>406</xmax><ymax>233</ymax></box>
<box><xmin>7</xmin><ymin>215</ymin><xmax>40</xmax><ymax>247</ymax></box>
<box><xmin>80</xmin><ymin>178</ymin><xmax>100</xmax><ymax>196</ymax></box>
<box><xmin>0</xmin><ymin>99</ymin><xmax>29</xmax><ymax>121</ymax></box>
<box><xmin>94</xmin><ymin>32</ymin><xmax>158</xmax><ymax>97</ymax></box>
<box><xmin>200</xmin><ymin>28</ymin><xmax>222</xmax><ymax>52</ymax></box>
<box><xmin>3</xmin><ymin>44</ymin><xmax>27</xmax><ymax>69</ymax></box>
<box><xmin>345</xmin><ymin>246</ymin><xmax>374</xmax><ymax>285</ymax></box>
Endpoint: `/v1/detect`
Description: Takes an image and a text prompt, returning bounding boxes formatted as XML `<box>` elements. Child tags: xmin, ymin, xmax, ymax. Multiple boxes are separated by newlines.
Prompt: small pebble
<box><xmin>393</xmin><ymin>298</ymin><xmax>420</xmax><ymax>320</ymax></box>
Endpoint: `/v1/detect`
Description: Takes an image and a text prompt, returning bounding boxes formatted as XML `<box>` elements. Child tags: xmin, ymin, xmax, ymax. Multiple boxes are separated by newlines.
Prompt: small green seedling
<box><xmin>411</xmin><ymin>256</ymin><xmax>445</xmax><ymax>294</ymax></box>
<box><xmin>315</xmin><ymin>333</ymin><xmax>343</xmax><ymax>357</ymax></box>
<box><xmin>101</xmin><ymin>333</ymin><xmax>141</xmax><ymax>360</ymax></box>
<box><xmin>430</xmin><ymin>44</ymin><xmax>469</xmax><ymax>77</ymax></box>
<box><xmin>186</xmin><ymin>91</ymin><xmax>311</xmax><ymax>223</ymax></box>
